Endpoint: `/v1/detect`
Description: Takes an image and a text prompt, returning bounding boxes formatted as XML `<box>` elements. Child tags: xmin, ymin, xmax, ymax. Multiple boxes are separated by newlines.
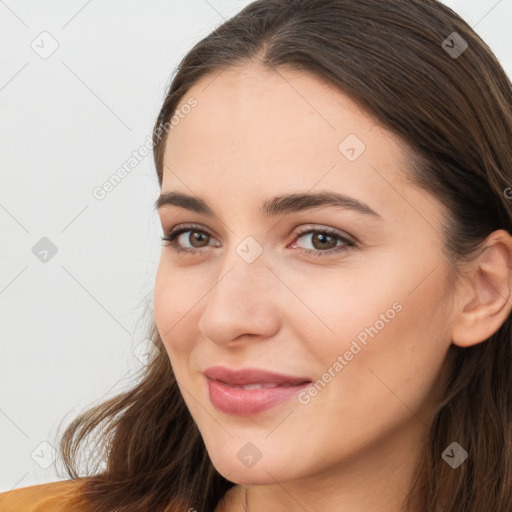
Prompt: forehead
<box><xmin>166</xmin><ymin>63</ymin><xmax>388</xmax><ymax>160</ymax></box>
<box><xmin>160</xmin><ymin>63</ymin><xmax>443</xmax><ymax>227</ymax></box>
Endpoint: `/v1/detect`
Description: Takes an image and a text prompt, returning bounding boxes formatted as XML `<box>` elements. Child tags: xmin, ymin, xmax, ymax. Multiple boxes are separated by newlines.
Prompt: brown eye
<box><xmin>291</xmin><ymin>228</ymin><xmax>356</xmax><ymax>258</ymax></box>
<box><xmin>161</xmin><ymin>225</ymin><xmax>217</xmax><ymax>254</ymax></box>
<box><xmin>184</xmin><ymin>230</ymin><xmax>210</xmax><ymax>248</ymax></box>
<box><xmin>309</xmin><ymin>232</ymin><xmax>338</xmax><ymax>250</ymax></box>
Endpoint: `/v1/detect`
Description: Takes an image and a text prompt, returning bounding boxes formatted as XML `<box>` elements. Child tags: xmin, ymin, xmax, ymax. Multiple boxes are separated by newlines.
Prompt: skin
<box><xmin>153</xmin><ymin>62</ymin><xmax>512</xmax><ymax>512</ymax></box>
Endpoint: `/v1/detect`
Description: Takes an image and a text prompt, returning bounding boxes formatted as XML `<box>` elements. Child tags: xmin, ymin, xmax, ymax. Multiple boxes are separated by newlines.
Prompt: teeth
<box><xmin>227</xmin><ymin>382</ymin><xmax>300</xmax><ymax>389</ymax></box>
<box><xmin>228</xmin><ymin>383</ymin><xmax>280</xmax><ymax>389</ymax></box>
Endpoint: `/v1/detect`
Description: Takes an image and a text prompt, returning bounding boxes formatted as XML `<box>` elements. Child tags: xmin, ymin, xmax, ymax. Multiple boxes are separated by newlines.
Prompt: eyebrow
<box><xmin>155</xmin><ymin>190</ymin><xmax>382</xmax><ymax>219</ymax></box>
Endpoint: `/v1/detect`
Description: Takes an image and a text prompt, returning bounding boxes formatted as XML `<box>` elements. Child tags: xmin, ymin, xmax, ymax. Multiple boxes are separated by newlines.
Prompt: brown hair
<box><xmin>58</xmin><ymin>1</ymin><xmax>512</xmax><ymax>510</ymax></box>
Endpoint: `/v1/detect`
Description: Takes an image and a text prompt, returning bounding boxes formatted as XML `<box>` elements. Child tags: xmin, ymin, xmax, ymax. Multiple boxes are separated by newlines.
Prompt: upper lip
<box><xmin>204</xmin><ymin>366</ymin><xmax>312</xmax><ymax>386</ymax></box>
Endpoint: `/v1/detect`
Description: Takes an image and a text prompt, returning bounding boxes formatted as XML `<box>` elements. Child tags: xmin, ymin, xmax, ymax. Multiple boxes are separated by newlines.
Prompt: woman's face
<box><xmin>154</xmin><ymin>63</ymin><xmax>457</xmax><ymax>488</ymax></box>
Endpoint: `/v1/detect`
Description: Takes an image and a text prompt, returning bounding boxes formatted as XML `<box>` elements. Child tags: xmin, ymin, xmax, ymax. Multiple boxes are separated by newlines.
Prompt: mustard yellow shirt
<box><xmin>0</xmin><ymin>479</ymin><xmax>86</xmax><ymax>512</ymax></box>
<box><xmin>0</xmin><ymin>479</ymin><xmax>244</xmax><ymax>511</ymax></box>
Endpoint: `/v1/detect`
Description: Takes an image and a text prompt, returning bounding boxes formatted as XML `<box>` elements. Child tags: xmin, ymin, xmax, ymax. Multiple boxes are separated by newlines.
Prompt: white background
<box><xmin>1</xmin><ymin>0</ymin><xmax>511</xmax><ymax>491</ymax></box>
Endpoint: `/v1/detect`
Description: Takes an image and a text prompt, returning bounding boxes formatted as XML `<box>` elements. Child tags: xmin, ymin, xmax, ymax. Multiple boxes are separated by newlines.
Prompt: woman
<box><xmin>2</xmin><ymin>0</ymin><xmax>512</xmax><ymax>510</ymax></box>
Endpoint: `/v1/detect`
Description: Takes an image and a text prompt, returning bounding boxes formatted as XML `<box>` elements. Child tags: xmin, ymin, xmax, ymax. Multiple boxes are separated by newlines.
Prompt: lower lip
<box><xmin>206</xmin><ymin>377</ymin><xmax>311</xmax><ymax>416</ymax></box>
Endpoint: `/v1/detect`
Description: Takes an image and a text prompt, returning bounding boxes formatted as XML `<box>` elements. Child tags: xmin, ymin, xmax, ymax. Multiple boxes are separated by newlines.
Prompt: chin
<box><xmin>207</xmin><ymin>448</ymin><xmax>301</xmax><ymax>485</ymax></box>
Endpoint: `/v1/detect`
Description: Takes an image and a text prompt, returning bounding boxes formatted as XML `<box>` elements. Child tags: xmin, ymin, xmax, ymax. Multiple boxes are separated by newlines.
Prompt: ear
<box><xmin>451</xmin><ymin>229</ymin><xmax>512</xmax><ymax>348</ymax></box>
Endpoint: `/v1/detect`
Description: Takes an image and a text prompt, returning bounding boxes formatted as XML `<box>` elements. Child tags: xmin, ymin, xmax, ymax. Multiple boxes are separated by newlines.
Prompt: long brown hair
<box><xmin>58</xmin><ymin>1</ymin><xmax>512</xmax><ymax>510</ymax></box>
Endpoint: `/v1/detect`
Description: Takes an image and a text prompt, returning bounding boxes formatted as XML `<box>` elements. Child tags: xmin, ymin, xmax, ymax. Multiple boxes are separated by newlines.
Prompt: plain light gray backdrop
<box><xmin>1</xmin><ymin>0</ymin><xmax>511</xmax><ymax>492</ymax></box>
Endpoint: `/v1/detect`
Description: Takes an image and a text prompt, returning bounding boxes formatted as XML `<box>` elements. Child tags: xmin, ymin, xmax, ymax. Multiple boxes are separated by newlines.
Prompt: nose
<box><xmin>197</xmin><ymin>247</ymin><xmax>281</xmax><ymax>348</ymax></box>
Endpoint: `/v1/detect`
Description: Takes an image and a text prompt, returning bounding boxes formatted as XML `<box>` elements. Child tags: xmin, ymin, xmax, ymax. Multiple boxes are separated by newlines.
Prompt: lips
<box><xmin>203</xmin><ymin>366</ymin><xmax>311</xmax><ymax>387</ymax></box>
<box><xmin>204</xmin><ymin>366</ymin><xmax>312</xmax><ymax>415</ymax></box>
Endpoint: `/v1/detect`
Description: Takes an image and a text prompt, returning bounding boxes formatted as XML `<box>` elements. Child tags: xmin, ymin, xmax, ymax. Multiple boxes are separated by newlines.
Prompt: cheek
<box><xmin>323</xmin><ymin>266</ymin><xmax>453</xmax><ymax>426</ymax></box>
<box><xmin>289</xmin><ymin>255</ymin><xmax>453</xmax><ymax>404</ymax></box>
<box><xmin>153</xmin><ymin>263</ymin><xmax>200</xmax><ymax>357</ymax></box>
<box><xmin>276</xmin><ymin>262</ymin><xmax>405</xmax><ymax>358</ymax></box>
<box><xmin>290</xmin><ymin>246</ymin><xmax>452</xmax><ymax>353</ymax></box>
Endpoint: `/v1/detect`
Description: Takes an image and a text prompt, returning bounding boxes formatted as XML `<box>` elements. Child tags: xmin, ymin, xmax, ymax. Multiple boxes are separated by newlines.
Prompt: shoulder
<box><xmin>0</xmin><ymin>479</ymin><xmax>87</xmax><ymax>512</ymax></box>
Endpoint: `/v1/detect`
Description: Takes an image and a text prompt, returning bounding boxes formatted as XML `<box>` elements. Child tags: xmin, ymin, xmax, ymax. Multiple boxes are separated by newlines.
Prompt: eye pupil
<box><xmin>190</xmin><ymin>231</ymin><xmax>208</xmax><ymax>248</ymax></box>
<box><xmin>313</xmin><ymin>233</ymin><xmax>336</xmax><ymax>250</ymax></box>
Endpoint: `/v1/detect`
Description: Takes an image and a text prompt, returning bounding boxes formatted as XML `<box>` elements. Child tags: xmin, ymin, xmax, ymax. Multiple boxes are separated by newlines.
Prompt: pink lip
<box><xmin>204</xmin><ymin>366</ymin><xmax>312</xmax><ymax>416</ymax></box>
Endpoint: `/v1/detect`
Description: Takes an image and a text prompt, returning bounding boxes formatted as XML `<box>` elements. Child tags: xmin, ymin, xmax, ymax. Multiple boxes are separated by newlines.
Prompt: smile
<box><xmin>203</xmin><ymin>365</ymin><xmax>312</xmax><ymax>415</ymax></box>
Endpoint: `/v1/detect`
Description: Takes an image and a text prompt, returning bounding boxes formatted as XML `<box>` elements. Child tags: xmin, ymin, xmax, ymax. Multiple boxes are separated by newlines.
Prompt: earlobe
<box><xmin>451</xmin><ymin>229</ymin><xmax>512</xmax><ymax>348</ymax></box>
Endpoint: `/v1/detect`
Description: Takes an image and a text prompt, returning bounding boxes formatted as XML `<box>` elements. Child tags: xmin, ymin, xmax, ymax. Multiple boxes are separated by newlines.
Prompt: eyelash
<box><xmin>160</xmin><ymin>223</ymin><xmax>356</xmax><ymax>258</ymax></box>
